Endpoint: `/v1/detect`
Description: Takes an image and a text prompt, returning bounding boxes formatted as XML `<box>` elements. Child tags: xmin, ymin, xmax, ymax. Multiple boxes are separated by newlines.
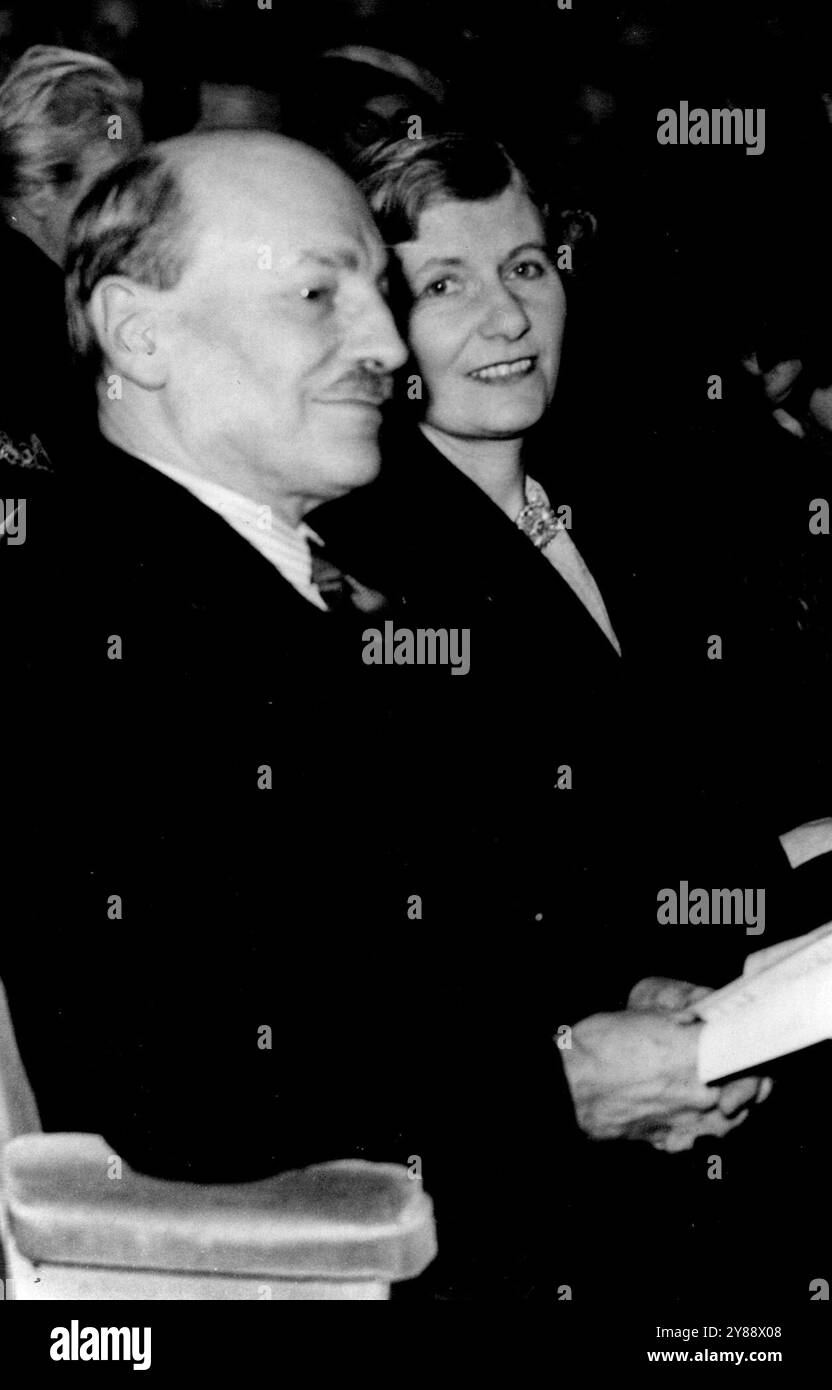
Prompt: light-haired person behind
<box><xmin>0</xmin><ymin>44</ymin><xmax>142</xmax><ymax>264</ymax></box>
<box><xmin>0</xmin><ymin>45</ymin><xmax>142</xmax><ymax>478</ymax></box>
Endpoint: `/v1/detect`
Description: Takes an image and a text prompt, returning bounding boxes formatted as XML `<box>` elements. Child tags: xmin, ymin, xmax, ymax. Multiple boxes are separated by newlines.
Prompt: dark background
<box><xmin>4</xmin><ymin>0</ymin><xmax>832</xmax><ymax>437</ymax></box>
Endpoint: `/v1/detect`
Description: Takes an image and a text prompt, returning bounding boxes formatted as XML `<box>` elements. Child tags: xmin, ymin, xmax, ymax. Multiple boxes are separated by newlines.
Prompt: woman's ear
<box><xmin>89</xmin><ymin>277</ymin><xmax>168</xmax><ymax>389</ymax></box>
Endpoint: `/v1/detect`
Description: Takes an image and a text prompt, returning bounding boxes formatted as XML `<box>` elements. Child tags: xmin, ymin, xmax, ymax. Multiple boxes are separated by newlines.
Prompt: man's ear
<box><xmin>88</xmin><ymin>277</ymin><xmax>169</xmax><ymax>389</ymax></box>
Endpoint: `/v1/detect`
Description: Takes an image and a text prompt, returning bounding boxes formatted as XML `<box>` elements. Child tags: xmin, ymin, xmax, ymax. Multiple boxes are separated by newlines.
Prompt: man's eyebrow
<box><xmin>294</xmin><ymin>249</ymin><xmax>362</xmax><ymax>272</ymax></box>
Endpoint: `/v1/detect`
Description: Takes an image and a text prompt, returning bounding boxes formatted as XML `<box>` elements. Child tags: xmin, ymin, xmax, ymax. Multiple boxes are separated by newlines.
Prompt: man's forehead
<box><xmin>174</xmin><ymin>141</ymin><xmax>382</xmax><ymax>271</ymax></box>
<box><xmin>190</xmin><ymin>213</ymin><xmax>384</xmax><ymax>281</ymax></box>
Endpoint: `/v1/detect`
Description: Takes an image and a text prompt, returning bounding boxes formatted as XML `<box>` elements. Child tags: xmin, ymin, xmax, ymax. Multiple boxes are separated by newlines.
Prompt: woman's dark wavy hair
<box><xmin>354</xmin><ymin>131</ymin><xmax>551</xmax><ymax>247</ymax></box>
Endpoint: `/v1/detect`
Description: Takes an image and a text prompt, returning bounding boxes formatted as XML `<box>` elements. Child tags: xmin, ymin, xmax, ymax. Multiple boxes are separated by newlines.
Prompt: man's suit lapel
<box><xmin>86</xmin><ymin>443</ymin><xmax>328</xmax><ymax>630</ymax></box>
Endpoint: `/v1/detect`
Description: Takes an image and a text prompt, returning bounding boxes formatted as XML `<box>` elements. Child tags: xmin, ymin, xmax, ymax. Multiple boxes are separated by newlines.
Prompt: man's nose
<box><xmin>479</xmin><ymin>282</ymin><xmax>531</xmax><ymax>340</ymax></box>
<box><xmin>351</xmin><ymin>291</ymin><xmax>408</xmax><ymax>373</ymax></box>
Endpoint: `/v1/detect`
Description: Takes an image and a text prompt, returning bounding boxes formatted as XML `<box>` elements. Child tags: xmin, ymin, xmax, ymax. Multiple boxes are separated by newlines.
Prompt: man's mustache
<box><xmin>319</xmin><ymin>370</ymin><xmax>394</xmax><ymax>405</ymax></box>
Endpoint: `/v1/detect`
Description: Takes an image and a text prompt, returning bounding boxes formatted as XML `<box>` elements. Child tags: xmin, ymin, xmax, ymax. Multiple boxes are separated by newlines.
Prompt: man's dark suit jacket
<box><xmin>3</xmin><ymin>436</ymin><xmax>588</xmax><ymax>1296</ymax></box>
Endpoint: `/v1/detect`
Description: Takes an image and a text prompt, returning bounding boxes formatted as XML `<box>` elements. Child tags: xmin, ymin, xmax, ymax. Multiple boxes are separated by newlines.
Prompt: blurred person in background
<box><xmin>281</xmin><ymin>44</ymin><xmax>447</xmax><ymax>170</ymax></box>
<box><xmin>0</xmin><ymin>44</ymin><xmax>142</xmax><ymax>482</ymax></box>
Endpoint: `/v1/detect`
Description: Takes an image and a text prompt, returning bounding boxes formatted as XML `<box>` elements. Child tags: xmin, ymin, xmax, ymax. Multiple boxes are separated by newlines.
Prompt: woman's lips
<box><xmin>467</xmin><ymin>356</ymin><xmax>536</xmax><ymax>382</ymax></box>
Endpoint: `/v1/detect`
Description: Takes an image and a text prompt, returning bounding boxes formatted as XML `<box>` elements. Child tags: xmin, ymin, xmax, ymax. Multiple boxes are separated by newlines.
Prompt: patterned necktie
<box><xmin>308</xmin><ymin>538</ymin><xmax>388</xmax><ymax>614</ymax></box>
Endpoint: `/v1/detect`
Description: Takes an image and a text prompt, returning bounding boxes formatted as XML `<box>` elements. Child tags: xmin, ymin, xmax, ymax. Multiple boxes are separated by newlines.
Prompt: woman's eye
<box><xmin>418</xmin><ymin>276</ymin><xmax>460</xmax><ymax>301</ymax></box>
<box><xmin>508</xmin><ymin>259</ymin><xmax>548</xmax><ymax>281</ymax></box>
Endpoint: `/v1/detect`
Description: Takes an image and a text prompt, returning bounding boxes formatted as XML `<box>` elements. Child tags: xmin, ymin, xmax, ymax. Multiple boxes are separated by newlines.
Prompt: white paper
<box><xmin>695</xmin><ymin>922</ymin><xmax>832</xmax><ymax>1082</ymax></box>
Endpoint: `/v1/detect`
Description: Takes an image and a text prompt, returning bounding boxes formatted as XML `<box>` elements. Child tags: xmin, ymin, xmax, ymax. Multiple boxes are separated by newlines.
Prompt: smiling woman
<box><xmin>308</xmin><ymin>134</ymin><xmax>765</xmax><ymax>1267</ymax></box>
<box><xmin>397</xmin><ymin>186</ymin><xmax>565</xmax><ymax>453</ymax></box>
<box><xmin>315</xmin><ymin>131</ymin><xmax>620</xmax><ymax>660</ymax></box>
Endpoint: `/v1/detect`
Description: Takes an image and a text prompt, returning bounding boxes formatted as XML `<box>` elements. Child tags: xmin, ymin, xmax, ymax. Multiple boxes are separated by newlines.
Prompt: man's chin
<box><xmin>320</xmin><ymin>445</ymin><xmax>382</xmax><ymax>497</ymax></box>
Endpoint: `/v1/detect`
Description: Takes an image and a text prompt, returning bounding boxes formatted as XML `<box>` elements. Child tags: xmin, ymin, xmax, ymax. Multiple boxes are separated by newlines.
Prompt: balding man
<box><xmin>69</xmin><ymin>130</ymin><xmax>405</xmax><ymax>564</ymax></box>
<box><xmin>4</xmin><ymin>133</ymin><xmax>574</xmax><ymax>1287</ymax></box>
<box><xmin>3</xmin><ymin>132</ymin><xmax>419</xmax><ymax>1178</ymax></box>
